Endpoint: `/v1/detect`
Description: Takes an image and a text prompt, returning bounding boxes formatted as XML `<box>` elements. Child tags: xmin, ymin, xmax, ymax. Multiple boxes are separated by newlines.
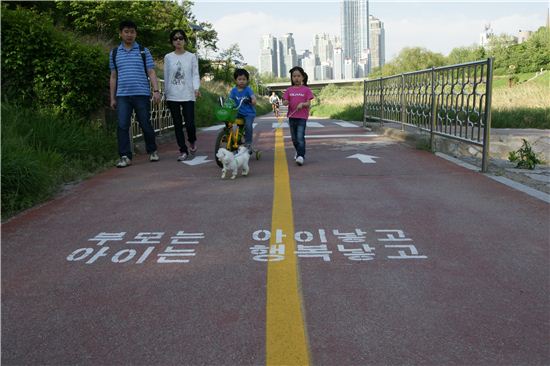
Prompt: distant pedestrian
<box><xmin>282</xmin><ymin>66</ymin><xmax>314</xmax><ymax>166</ymax></box>
<box><xmin>110</xmin><ymin>20</ymin><xmax>161</xmax><ymax>168</ymax></box>
<box><xmin>163</xmin><ymin>29</ymin><xmax>201</xmax><ymax>161</ymax></box>
<box><xmin>229</xmin><ymin>68</ymin><xmax>257</xmax><ymax>153</ymax></box>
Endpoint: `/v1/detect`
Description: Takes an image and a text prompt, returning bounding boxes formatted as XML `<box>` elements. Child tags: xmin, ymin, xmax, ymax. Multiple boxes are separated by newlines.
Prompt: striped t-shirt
<box><xmin>109</xmin><ymin>42</ymin><xmax>154</xmax><ymax>96</ymax></box>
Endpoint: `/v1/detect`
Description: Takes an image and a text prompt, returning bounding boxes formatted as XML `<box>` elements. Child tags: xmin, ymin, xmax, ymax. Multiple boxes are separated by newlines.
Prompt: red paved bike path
<box><xmin>2</xmin><ymin>115</ymin><xmax>549</xmax><ymax>365</ymax></box>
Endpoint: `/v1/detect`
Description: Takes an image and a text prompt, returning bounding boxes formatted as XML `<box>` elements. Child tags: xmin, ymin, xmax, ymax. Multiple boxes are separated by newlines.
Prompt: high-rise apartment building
<box><xmin>301</xmin><ymin>53</ymin><xmax>317</xmax><ymax>81</ymax></box>
<box><xmin>279</xmin><ymin>33</ymin><xmax>298</xmax><ymax>77</ymax></box>
<box><xmin>259</xmin><ymin>33</ymin><xmax>297</xmax><ymax>77</ymax></box>
<box><xmin>344</xmin><ymin>58</ymin><xmax>355</xmax><ymax>79</ymax></box>
<box><xmin>313</xmin><ymin>34</ymin><xmax>335</xmax><ymax>65</ymax></box>
<box><xmin>341</xmin><ymin>0</ymin><xmax>370</xmax><ymax>76</ymax></box>
<box><xmin>369</xmin><ymin>15</ymin><xmax>385</xmax><ymax>69</ymax></box>
<box><xmin>259</xmin><ymin>34</ymin><xmax>278</xmax><ymax>76</ymax></box>
<box><xmin>333</xmin><ymin>47</ymin><xmax>344</xmax><ymax>80</ymax></box>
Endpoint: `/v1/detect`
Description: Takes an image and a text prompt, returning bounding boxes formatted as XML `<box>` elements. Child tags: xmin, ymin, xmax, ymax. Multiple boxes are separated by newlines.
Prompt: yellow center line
<box><xmin>266</xmin><ymin>127</ymin><xmax>310</xmax><ymax>365</ymax></box>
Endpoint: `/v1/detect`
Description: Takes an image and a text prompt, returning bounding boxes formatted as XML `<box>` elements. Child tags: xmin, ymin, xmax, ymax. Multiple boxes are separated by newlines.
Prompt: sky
<box><xmin>191</xmin><ymin>0</ymin><xmax>548</xmax><ymax>67</ymax></box>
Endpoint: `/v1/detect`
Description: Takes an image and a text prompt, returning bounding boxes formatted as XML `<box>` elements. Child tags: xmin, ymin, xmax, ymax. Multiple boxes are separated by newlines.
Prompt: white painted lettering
<box><xmin>253</xmin><ymin>230</ymin><xmax>271</xmax><ymax>241</ymax></box>
<box><xmin>85</xmin><ymin>247</ymin><xmax>110</xmax><ymax>264</ymax></box>
<box><xmin>67</xmin><ymin>248</ymin><xmax>94</xmax><ymax>261</ymax></box>
<box><xmin>111</xmin><ymin>249</ymin><xmax>137</xmax><ymax>263</ymax></box>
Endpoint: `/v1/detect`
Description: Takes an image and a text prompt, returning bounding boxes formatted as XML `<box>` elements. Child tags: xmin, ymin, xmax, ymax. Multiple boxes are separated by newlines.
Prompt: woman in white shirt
<box><xmin>164</xmin><ymin>29</ymin><xmax>201</xmax><ymax>161</ymax></box>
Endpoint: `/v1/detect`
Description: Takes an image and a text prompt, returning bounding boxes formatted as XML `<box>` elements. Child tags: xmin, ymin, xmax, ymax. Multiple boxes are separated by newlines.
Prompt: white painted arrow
<box><xmin>347</xmin><ymin>154</ymin><xmax>379</xmax><ymax>164</ymax></box>
<box><xmin>182</xmin><ymin>156</ymin><xmax>212</xmax><ymax>166</ymax></box>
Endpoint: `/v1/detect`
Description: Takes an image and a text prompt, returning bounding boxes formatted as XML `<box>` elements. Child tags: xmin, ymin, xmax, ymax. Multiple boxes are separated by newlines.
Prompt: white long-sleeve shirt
<box><xmin>163</xmin><ymin>51</ymin><xmax>200</xmax><ymax>102</ymax></box>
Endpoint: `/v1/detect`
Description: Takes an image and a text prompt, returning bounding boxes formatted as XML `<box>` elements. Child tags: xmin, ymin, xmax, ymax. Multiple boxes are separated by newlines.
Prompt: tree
<box><xmin>447</xmin><ymin>45</ymin><xmax>486</xmax><ymax>65</ymax></box>
<box><xmin>216</xmin><ymin>44</ymin><xmax>244</xmax><ymax>83</ymax></box>
<box><xmin>519</xmin><ymin>26</ymin><xmax>550</xmax><ymax>72</ymax></box>
<box><xmin>378</xmin><ymin>47</ymin><xmax>446</xmax><ymax>76</ymax></box>
<box><xmin>53</xmin><ymin>0</ymin><xmax>218</xmax><ymax>59</ymax></box>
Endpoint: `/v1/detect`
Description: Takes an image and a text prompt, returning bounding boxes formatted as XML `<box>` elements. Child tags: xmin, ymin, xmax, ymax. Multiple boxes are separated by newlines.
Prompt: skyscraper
<box><xmin>279</xmin><ymin>33</ymin><xmax>298</xmax><ymax>77</ymax></box>
<box><xmin>341</xmin><ymin>0</ymin><xmax>370</xmax><ymax>76</ymax></box>
<box><xmin>369</xmin><ymin>15</ymin><xmax>385</xmax><ymax>69</ymax></box>
<box><xmin>333</xmin><ymin>47</ymin><xmax>344</xmax><ymax>80</ymax></box>
<box><xmin>301</xmin><ymin>53</ymin><xmax>316</xmax><ymax>81</ymax></box>
<box><xmin>313</xmin><ymin>33</ymin><xmax>335</xmax><ymax>65</ymax></box>
<box><xmin>259</xmin><ymin>33</ymin><xmax>297</xmax><ymax>78</ymax></box>
<box><xmin>259</xmin><ymin>34</ymin><xmax>278</xmax><ymax>76</ymax></box>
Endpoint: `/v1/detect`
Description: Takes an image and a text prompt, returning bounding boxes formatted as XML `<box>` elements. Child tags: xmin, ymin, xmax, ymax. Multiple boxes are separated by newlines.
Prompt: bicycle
<box><xmin>214</xmin><ymin>97</ymin><xmax>261</xmax><ymax>168</ymax></box>
<box><xmin>273</xmin><ymin>102</ymin><xmax>280</xmax><ymax>118</ymax></box>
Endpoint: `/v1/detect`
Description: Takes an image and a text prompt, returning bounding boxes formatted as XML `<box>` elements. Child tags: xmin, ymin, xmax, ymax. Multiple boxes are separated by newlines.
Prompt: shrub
<box><xmin>1</xmin><ymin>6</ymin><xmax>108</xmax><ymax>118</ymax></box>
<box><xmin>508</xmin><ymin>139</ymin><xmax>544</xmax><ymax>169</ymax></box>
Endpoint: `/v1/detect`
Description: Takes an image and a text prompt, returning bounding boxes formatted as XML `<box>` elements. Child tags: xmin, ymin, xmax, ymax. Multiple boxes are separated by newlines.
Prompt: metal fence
<box><xmin>130</xmin><ymin>79</ymin><xmax>173</xmax><ymax>143</ymax></box>
<box><xmin>364</xmin><ymin>58</ymin><xmax>493</xmax><ymax>172</ymax></box>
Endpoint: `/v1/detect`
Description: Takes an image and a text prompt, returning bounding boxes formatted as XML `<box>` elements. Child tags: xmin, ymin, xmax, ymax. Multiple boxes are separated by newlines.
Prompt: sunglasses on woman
<box><xmin>173</xmin><ymin>36</ymin><xmax>185</xmax><ymax>41</ymax></box>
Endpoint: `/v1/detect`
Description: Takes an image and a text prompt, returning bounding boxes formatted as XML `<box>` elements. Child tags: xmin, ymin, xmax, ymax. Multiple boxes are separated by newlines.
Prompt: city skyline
<box><xmin>192</xmin><ymin>1</ymin><xmax>548</xmax><ymax>68</ymax></box>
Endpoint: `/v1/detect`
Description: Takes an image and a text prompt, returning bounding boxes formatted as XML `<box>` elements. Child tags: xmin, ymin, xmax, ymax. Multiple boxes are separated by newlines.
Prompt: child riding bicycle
<box><xmin>269</xmin><ymin>91</ymin><xmax>280</xmax><ymax>117</ymax></box>
<box><xmin>229</xmin><ymin>69</ymin><xmax>256</xmax><ymax>153</ymax></box>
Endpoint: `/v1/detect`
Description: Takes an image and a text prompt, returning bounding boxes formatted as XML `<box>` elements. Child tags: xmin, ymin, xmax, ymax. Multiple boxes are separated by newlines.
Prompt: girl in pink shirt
<box><xmin>282</xmin><ymin>66</ymin><xmax>314</xmax><ymax>166</ymax></box>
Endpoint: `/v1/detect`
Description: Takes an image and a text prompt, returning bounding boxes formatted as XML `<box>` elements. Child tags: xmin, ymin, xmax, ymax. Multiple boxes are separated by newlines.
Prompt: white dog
<box><xmin>216</xmin><ymin>146</ymin><xmax>250</xmax><ymax>179</ymax></box>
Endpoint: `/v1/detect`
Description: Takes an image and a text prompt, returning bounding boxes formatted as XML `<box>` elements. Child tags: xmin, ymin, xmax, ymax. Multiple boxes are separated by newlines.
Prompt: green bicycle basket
<box><xmin>215</xmin><ymin>107</ymin><xmax>237</xmax><ymax>122</ymax></box>
<box><xmin>215</xmin><ymin>99</ymin><xmax>238</xmax><ymax>122</ymax></box>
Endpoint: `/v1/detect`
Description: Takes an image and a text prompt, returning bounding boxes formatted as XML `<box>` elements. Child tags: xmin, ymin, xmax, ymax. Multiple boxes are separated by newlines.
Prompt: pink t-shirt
<box><xmin>283</xmin><ymin>85</ymin><xmax>314</xmax><ymax>120</ymax></box>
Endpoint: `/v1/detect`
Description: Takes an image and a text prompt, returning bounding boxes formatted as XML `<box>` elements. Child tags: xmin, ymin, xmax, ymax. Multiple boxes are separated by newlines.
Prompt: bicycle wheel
<box><xmin>214</xmin><ymin>128</ymin><xmax>229</xmax><ymax>168</ymax></box>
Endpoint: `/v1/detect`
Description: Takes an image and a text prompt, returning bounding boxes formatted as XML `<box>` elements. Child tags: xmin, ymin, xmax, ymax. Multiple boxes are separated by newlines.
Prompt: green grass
<box><xmin>311</xmin><ymin>104</ymin><xmax>363</xmax><ymax>121</ymax></box>
<box><xmin>492</xmin><ymin>107</ymin><xmax>550</xmax><ymax>129</ymax></box>
<box><xmin>492</xmin><ymin>71</ymin><xmax>549</xmax><ymax>89</ymax></box>
<box><xmin>1</xmin><ymin>103</ymin><xmax>117</xmax><ymax>218</ymax></box>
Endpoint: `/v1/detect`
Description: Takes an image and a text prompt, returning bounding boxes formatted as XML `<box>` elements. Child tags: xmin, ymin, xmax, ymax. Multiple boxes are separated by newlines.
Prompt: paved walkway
<box><xmin>2</xmin><ymin>113</ymin><xmax>549</xmax><ymax>365</ymax></box>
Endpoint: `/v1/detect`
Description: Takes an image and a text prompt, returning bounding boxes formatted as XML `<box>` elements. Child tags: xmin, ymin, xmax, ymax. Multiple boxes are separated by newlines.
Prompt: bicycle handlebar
<box><xmin>219</xmin><ymin>96</ymin><xmax>248</xmax><ymax>110</ymax></box>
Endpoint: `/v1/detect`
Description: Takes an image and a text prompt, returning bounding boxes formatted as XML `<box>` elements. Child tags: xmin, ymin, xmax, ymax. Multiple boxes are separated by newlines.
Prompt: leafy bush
<box><xmin>1</xmin><ymin>6</ymin><xmax>108</xmax><ymax>118</ymax></box>
<box><xmin>508</xmin><ymin>139</ymin><xmax>544</xmax><ymax>169</ymax></box>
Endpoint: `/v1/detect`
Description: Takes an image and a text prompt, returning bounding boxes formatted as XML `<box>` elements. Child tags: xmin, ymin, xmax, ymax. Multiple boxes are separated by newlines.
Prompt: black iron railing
<box><xmin>364</xmin><ymin>58</ymin><xmax>494</xmax><ymax>172</ymax></box>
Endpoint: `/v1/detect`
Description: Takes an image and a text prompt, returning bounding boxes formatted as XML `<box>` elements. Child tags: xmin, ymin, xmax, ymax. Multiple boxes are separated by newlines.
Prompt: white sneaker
<box><xmin>296</xmin><ymin>156</ymin><xmax>304</xmax><ymax>166</ymax></box>
<box><xmin>116</xmin><ymin>156</ymin><xmax>132</xmax><ymax>168</ymax></box>
<box><xmin>150</xmin><ymin>151</ymin><xmax>159</xmax><ymax>162</ymax></box>
<box><xmin>177</xmin><ymin>152</ymin><xmax>188</xmax><ymax>161</ymax></box>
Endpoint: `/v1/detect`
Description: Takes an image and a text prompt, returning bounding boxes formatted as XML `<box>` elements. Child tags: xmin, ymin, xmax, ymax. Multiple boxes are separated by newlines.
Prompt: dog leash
<box><xmin>273</xmin><ymin>108</ymin><xmax>300</xmax><ymax>131</ymax></box>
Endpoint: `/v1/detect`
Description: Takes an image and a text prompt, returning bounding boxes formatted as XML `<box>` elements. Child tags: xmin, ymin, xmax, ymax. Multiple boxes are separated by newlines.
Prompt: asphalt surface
<box><xmin>2</xmin><ymin>112</ymin><xmax>549</xmax><ymax>365</ymax></box>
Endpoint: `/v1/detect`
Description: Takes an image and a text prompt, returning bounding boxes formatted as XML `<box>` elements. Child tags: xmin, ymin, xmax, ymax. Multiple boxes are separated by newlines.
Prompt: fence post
<box><xmin>481</xmin><ymin>57</ymin><xmax>493</xmax><ymax>173</ymax></box>
<box><xmin>400</xmin><ymin>74</ymin><xmax>405</xmax><ymax>131</ymax></box>
<box><xmin>363</xmin><ymin>80</ymin><xmax>367</xmax><ymax>128</ymax></box>
<box><xmin>430</xmin><ymin>67</ymin><xmax>437</xmax><ymax>152</ymax></box>
<box><xmin>379</xmin><ymin>77</ymin><xmax>384</xmax><ymax>124</ymax></box>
